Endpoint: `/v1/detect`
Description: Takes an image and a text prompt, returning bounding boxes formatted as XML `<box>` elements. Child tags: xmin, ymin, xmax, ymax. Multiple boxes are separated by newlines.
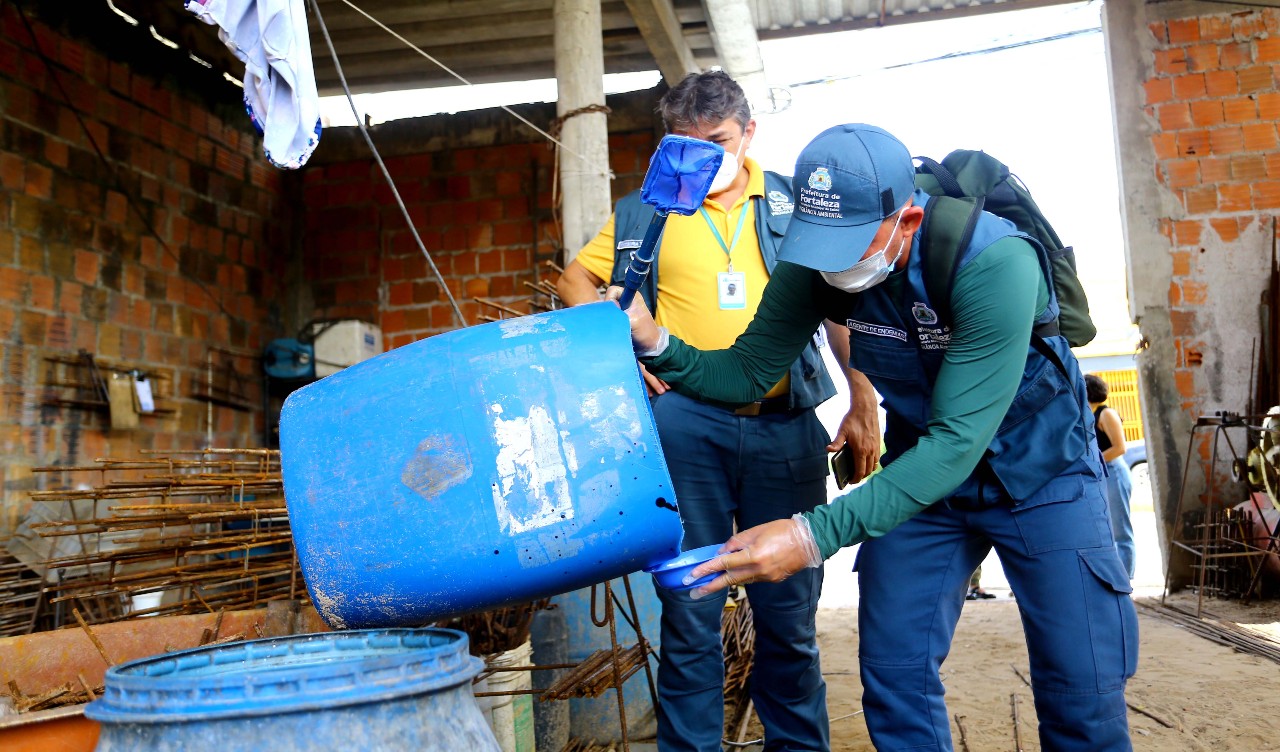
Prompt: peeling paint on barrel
<box><xmin>401</xmin><ymin>435</ymin><xmax>473</xmax><ymax>502</ymax></box>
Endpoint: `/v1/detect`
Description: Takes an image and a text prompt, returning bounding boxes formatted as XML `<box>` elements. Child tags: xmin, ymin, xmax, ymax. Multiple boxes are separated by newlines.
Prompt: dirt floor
<box><xmin>812</xmin><ymin>591</ymin><xmax>1280</xmax><ymax>751</ymax></box>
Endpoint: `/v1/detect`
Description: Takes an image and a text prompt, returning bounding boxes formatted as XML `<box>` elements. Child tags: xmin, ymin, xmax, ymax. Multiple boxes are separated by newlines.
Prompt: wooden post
<box><xmin>554</xmin><ymin>0</ymin><xmax>613</xmax><ymax>263</ymax></box>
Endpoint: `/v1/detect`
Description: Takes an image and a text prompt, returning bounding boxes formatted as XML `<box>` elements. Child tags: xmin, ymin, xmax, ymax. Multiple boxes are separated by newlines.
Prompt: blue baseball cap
<box><xmin>777</xmin><ymin>124</ymin><xmax>916</xmax><ymax>273</ymax></box>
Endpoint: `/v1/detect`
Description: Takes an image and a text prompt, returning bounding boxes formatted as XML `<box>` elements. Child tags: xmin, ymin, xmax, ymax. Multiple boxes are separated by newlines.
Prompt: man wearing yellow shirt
<box><xmin>558</xmin><ymin>72</ymin><xmax>876</xmax><ymax>752</ymax></box>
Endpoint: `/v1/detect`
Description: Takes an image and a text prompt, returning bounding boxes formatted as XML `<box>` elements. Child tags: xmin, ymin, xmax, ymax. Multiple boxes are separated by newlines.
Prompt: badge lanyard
<box><xmin>701</xmin><ymin>205</ymin><xmax>750</xmax><ymax>310</ymax></box>
<box><xmin>698</xmin><ymin>206</ymin><xmax>749</xmax><ymax>273</ymax></box>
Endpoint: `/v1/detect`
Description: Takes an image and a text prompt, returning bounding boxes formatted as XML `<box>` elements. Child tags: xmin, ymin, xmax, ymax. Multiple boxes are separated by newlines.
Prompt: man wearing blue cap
<box><xmin>613</xmin><ymin>123</ymin><xmax>1138</xmax><ymax>751</ymax></box>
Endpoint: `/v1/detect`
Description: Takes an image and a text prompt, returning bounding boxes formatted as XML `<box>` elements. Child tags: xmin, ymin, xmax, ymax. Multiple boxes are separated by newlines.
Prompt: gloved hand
<box><xmin>604</xmin><ymin>285</ymin><xmax>666</xmax><ymax>356</ymax></box>
<box><xmin>686</xmin><ymin>514</ymin><xmax>824</xmax><ymax>599</ymax></box>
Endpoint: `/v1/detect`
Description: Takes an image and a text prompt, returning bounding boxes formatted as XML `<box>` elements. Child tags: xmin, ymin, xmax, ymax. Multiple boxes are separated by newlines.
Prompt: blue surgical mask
<box><xmin>821</xmin><ymin>211</ymin><xmax>906</xmax><ymax>294</ymax></box>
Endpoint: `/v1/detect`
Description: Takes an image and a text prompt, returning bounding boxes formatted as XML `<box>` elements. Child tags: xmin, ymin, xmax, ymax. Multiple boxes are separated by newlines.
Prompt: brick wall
<box><xmin>0</xmin><ymin>6</ymin><xmax>292</xmax><ymax>531</ymax></box>
<box><xmin>1143</xmin><ymin>8</ymin><xmax>1280</xmax><ymax>472</ymax></box>
<box><xmin>301</xmin><ymin>101</ymin><xmax>658</xmax><ymax>349</ymax></box>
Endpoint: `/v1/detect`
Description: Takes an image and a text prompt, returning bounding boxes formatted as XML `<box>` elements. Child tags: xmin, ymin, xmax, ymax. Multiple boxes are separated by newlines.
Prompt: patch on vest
<box><xmin>847</xmin><ymin>319</ymin><xmax>907</xmax><ymax>342</ymax></box>
<box><xmin>617</xmin><ymin>239</ymin><xmax>642</xmax><ymax>251</ymax></box>
<box><xmin>767</xmin><ymin>190</ymin><xmax>794</xmax><ymax>215</ymax></box>
<box><xmin>911</xmin><ymin>302</ymin><xmax>938</xmax><ymax>325</ymax></box>
<box><xmin>917</xmin><ymin>328</ymin><xmax>951</xmax><ymax>350</ymax></box>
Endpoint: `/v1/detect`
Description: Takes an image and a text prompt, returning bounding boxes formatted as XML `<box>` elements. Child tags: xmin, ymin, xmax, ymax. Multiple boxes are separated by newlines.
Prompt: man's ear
<box><xmin>899</xmin><ymin>204</ymin><xmax>925</xmax><ymax>236</ymax></box>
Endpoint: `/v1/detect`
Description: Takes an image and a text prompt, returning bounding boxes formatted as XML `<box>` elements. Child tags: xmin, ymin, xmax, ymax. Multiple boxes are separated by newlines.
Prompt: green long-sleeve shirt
<box><xmin>643</xmin><ymin>236</ymin><xmax>1049</xmax><ymax>558</ymax></box>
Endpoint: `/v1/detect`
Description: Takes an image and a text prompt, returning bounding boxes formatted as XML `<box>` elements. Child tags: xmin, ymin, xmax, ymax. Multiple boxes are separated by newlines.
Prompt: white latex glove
<box><xmin>604</xmin><ymin>285</ymin><xmax>666</xmax><ymax>356</ymax></box>
<box><xmin>686</xmin><ymin>514</ymin><xmax>823</xmax><ymax>599</ymax></box>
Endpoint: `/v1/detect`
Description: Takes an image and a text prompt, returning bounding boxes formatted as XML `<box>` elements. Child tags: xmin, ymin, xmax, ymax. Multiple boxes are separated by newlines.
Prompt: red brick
<box><xmin>1209</xmin><ymin>126</ymin><xmax>1245</xmax><ymax>153</ymax></box>
<box><xmin>1199</xmin><ymin>15</ymin><xmax>1233</xmax><ymax>40</ymax></box>
<box><xmin>1218</xmin><ymin>182</ymin><xmax>1251</xmax><ymax>211</ymax></box>
<box><xmin>1176</xmin><ymin>129</ymin><xmax>1209</xmax><ymax>156</ymax></box>
<box><xmin>1172</xmin><ymin>220</ymin><xmax>1203</xmax><ymax>245</ymax></box>
<box><xmin>23</xmin><ymin>163</ymin><xmax>51</xmax><ymax>199</ymax></box>
<box><xmin>1168</xmin><ymin>281</ymin><xmax>1182</xmax><ymax>306</ymax></box>
<box><xmin>1183</xmin><ymin>186</ymin><xmax>1218</xmax><ymax>213</ymax></box>
<box><xmin>1231</xmin><ymin>154</ymin><xmax>1266</xmax><ymax>180</ymax></box>
<box><xmin>1189</xmin><ymin>99</ymin><xmax>1223</xmax><ymax>127</ymax></box>
<box><xmin>1148</xmin><ymin>21</ymin><xmax>1168</xmax><ymax>44</ymax></box>
<box><xmin>1172</xmin><ymin>73</ymin><xmax>1207</xmax><ymax>99</ymax></box>
<box><xmin>1159</xmin><ymin>103</ymin><xmax>1192</xmax><ymax>131</ymax></box>
<box><xmin>1170</xmin><ymin>310</ymin><xmax>1197</xmax><ymax>338</ymax></box>
<box><xmin>1187</xmin><ymin>43</ymin><xmax>1221</xmax><ymax>71</ymax></box>
<box><xmin>1164</xmin><ymin>159</ymin><xmax>1200</xmax><ymax>188</ymax></box>
<box><xmin>28</xmin><ymin>273</ymin><xmax>53</xmax><ymax>309</ymax></box>
<box><xmin>1233</xmin><ymin>12</ymin><xmax>1267</xmax><ymax>39</ymax></box>
<box><xmin>44</xmin><ymin>138</ymin><xmax>68</xmax><ymax>168</ymax></box>
<box><xmin>0</xmin><ymin>152</ymin><xmax>24</xmax><ymax>190</ymax></box>
<box><xmin>1209</xmin><ymin>217</ymin><xmax>1242</xmax><ymax>243</ymax></box>
<box><xmin>1220</xmin><ymin>41</ymin><xmax>1252</xmax><ymax>68</ymax></box>
<box><xmin>73</xmin><ymin>250</ymin><xmax>98</xmax><ymax>285</ymax></box>
<box><xmin>1259</xmin><ymin>92</ymin><xmax>1280</xmax><ymax>120</ymax></box>
<box><xmin>1168</xmin><ymin>17</ymin><xmax>1200</xmax><ymax>43</ymax></box>
<box><xmin>1267</xmin><ymin>153</ymin><xmax>1280</xmax><ymax>177</ymax></box>
<box><xmin>1258</xmin><ymin>37</ymin><xmax>1280</xmax><ymax>62</ymax></box>
<box><xmin>1171</xmin><ymin>250</ymin><xmax>1192</xmax><ymax>276</ymax></box>
<box><xmin>1255</xmin><ymin>180</ymin><xmax>1280</xmax><ymax>209</ymax></box>
<box><xmin>1243</xmin><ymin>122</ymin><xmax>1278</xmax><ymax>150</ymax></box>
<box><xmin>1222</xmin><ymin>95</ymin><xmax>1256</xmax><ymax>122</ymax></box>
<box><xmin>1238</xmin><ymin>65</ymin><xmax>1274</xmax><ymax>92</ymax></box>
<box><xmin>463</xmin><ymin>278</ymin><xmax>490</xmax><ymax>298</ymax></box>
<box><xmin>57</xmin><ymin>280</ymin><xmax>81</xmax><ymax>315</ymax></box>
<box><xmin>1200</xmin><ymin>156</ymin><xmax>1231</xmax><ymax>183</ymax></box>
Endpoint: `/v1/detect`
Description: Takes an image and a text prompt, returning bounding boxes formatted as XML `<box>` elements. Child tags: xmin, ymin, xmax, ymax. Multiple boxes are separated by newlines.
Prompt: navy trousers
<box><xmin>856</xmin><ymin>481</ymin><xmax>1139</xmax><ymax>751</ymax></box>
<box><xmin>651</xmin><ymin>391</ymin><xmax>831</xmax><ymax>752</ymax></box>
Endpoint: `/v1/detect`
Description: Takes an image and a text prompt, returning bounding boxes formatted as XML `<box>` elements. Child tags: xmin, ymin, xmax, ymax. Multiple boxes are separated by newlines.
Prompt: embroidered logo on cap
<box><xmin>808</xmin><ymin>168</ymin><xmax>833</xmax><ymax>191</ymax></box>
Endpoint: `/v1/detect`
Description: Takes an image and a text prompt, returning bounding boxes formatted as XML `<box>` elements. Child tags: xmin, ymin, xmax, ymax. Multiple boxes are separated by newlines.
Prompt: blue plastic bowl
<box><xmin>645</xmin><ymin>544</ymin><xmax>726</xmax><ymax>591</ymax></box>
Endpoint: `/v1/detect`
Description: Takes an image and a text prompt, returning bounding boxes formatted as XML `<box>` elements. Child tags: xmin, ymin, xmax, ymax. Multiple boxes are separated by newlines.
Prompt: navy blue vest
<box><xmin>844</xmin><ymin>191</ymin><xmax>1101</xmax><ymax>507</ymax></box>
<box><xmin>610</xmin><ymin>172</ymin><xmax>837</xmax><ymax>411</ymax></box>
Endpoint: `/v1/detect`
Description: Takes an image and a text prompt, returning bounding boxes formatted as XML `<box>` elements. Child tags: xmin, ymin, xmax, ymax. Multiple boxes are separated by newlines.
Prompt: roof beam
<box><xmin>621</xmin><ymin>0</ymin><xmax>700</xmax><ymax>85</ymax></box>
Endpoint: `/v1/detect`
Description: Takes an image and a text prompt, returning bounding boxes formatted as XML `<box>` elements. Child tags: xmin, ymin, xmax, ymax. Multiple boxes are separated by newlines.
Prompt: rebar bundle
<box><xmin>24</xmin><ymin>449</ymin><xmax>301</xmax><ymax>626</ymax></box>
<box><xmin>722</xmin><ymin>594</ymin><xmax>756</xmax><ymax>741</ymax></box>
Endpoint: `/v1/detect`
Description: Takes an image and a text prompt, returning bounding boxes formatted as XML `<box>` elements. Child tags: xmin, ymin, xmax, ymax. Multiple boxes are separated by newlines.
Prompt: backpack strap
<box><xmin>916</xmin><ymin>156</ymin><xmax>966</xmax><ymax>199</ymax></box>
<box><xmin>919</xmin><ymin>195</ymin><xmax>984</xmax><ymax>324</ymax></box>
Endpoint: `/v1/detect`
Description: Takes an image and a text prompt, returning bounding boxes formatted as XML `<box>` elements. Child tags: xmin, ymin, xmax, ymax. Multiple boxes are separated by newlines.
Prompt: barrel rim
<box><xmin>85</xmin><ymin>627</ymin><xmax>482</xmax><ymax>723</ymax></box>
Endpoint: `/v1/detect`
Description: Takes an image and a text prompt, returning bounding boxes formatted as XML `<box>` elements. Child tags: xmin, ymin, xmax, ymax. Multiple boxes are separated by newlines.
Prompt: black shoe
<box><xmin>967</xmin><ymin>587</ymin><xmax>996</xmax><ymax>600</ymax></box>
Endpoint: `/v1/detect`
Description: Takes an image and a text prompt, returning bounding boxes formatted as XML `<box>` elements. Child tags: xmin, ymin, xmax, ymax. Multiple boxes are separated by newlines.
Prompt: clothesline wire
<box><xmin>309</xmin><ymin>0</ymin><xmax>469</xmax><ymax>330</ymax></box>
<box><xmin>329</xmin><ymin>0</ymin><xmax>608</xmax><ymax>178</ymax></box>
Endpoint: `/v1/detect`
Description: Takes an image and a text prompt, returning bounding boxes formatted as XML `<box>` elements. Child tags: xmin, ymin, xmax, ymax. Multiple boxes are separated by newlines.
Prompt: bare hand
<box><xmin>685</xmin><ymin>517</ymin><xmax>822</xmax><ymax>599</ymax></box>
<box><xmin>827</xmin><ymin>406</ymin><xmax>880</xmax><ymax>484</ymax></box>
<box><xmin>638</xmin><ymin>362</ymin><xmax>669</xmax><ymax>396</ymax></box>
<box><xmin>604</xmin><ymin>286</ymin><xmax>662</xmax><ymax>353</ymax></box>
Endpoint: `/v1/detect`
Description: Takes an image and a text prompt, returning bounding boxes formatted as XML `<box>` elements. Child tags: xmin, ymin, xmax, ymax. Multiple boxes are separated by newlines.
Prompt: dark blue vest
<box><xmin>844</xmin><ymin>191</ymin><xmax>1101</xmax><ymax>507</ymax></box>
<box><xmin>610</xmin><ymin>171</ymin><xmax>837</xmax><ymax>411</ymax></box>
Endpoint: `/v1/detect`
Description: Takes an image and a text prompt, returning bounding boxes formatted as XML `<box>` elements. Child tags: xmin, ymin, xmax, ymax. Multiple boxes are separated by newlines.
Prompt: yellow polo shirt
<box><xmin>576</xmin><ymin>158</ymin><xmax>789</xmax><ymax>397</ymax></box>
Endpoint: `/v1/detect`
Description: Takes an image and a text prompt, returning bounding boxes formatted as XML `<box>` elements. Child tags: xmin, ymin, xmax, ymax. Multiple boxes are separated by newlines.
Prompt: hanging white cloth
<box><xmin>186</xmin><ymin>0</ymin><xmax>322</xmax><ymax>169</ymax></box>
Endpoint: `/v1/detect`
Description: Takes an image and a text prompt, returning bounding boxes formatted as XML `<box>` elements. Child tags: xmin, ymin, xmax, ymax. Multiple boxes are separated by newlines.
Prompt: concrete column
<box><xmin>703</xmin><ymin>0</ymin><xmax>770</xmax><ymax>113</ymax></box>
<box><xmin>554</xmin><ymin>0</ymin><xmax>613</xmax><ymax>262</ymax></box>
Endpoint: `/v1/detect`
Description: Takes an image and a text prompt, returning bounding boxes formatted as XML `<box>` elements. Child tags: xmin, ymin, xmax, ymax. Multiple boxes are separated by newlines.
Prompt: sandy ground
<box><xmin>796</xmin><ymin>474</ymin><xmax>1280</xmax><ymax>751</ymax></box>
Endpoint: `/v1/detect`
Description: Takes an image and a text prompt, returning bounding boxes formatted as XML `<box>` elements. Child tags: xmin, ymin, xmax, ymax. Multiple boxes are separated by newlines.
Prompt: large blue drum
<box><xmin>280</xmin><ymin>303</ymin><xmax>683</xmax><ymax>628</ymax></box>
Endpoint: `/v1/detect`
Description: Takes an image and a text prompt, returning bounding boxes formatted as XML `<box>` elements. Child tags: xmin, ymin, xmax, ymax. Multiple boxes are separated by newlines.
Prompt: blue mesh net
<box><xmin>639</xmin><ymin>135</ymin><xmax>725</xmax><ymax>215</ymax></box>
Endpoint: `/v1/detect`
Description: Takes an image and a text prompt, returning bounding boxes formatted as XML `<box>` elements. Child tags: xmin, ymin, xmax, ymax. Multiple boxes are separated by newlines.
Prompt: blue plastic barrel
<box><xmin>85</xmin><ymin>628</ymin><xmax>497</xmax><ymax>751</ymax></box>
<box><xmin>280</xmin><ymin>303</ymin><xmax>683</xmax><ymax>628</ymax></box>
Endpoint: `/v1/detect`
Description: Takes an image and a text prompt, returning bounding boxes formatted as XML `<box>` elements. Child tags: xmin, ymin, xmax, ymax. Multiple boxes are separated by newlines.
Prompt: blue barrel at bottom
<box><xmin>559</xmin><ymin>577</ymin><xmax>662</xmax><ymax>742</ymax></box>
<box><xmin>85</xmin><ymin>628</ymin><xmax>497</xmax><ymax>752</ymax></box>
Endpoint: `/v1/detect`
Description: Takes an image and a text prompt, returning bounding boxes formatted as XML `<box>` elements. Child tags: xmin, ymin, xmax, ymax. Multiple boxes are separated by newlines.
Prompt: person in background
<box><xmin>966</xmin><ymin>566</ymin><xmax>997</xmax><ymax>600</ymax></box>
<box><xmin>613</xmin><ymin>123</ymin><xmax>1138</xmax><ymax>751</ymax></box>
<box><xmin>557</xmin><ymin>73</ymin><xmax>879</xmax><ymax>752</ymax></box>
<box><xmin>1086</xmin><ymin>373</ymin><xmax>1136</xmax><ymax>578</ymax></box>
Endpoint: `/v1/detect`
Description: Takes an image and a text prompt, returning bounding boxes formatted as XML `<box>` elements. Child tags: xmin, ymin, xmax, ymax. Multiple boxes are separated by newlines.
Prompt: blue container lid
<box><xmin>85</xmin><ymin>628</ymin><xmax>481</xmax><ymax>723</ymax></box>
<box><xmin>645</xmin><ymin>543</ymin><xmax>725</xmax><ymax>591</ymax></box>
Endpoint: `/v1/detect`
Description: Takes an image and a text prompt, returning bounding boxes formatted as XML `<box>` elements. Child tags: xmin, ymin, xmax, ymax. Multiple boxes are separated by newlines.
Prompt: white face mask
<box><xmin>820</xmin><ymin>211</ymin><xmax>906</xmax><ymax>294</ymax></box>
<box><xmin>708</xmin><ymin>137</ymin><xmax>746</xmax><ymax>194</ymax></box>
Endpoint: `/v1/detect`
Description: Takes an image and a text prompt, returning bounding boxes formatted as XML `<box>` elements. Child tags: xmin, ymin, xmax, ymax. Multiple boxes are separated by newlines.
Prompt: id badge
<box><xmin>718</xmin><ymin>272</ymin><xmax>746</xmax><ymax>310</ymax></box>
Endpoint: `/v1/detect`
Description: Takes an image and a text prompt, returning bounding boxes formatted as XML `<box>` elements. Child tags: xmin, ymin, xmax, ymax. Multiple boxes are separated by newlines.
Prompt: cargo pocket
<box><xmin>1011</xmin><ymin>479</ymin><xmax>1111</xmax><ymax>555</ymax></box>
<box><xmin>1078</xmin><ymin>547</ymin><xmax>1139</xmax><ymax>692</ymax></box>
<box><xmin>788</xmin><ymin>453</ymin><xmax>832</xmax><ymax>513</ymax></box>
